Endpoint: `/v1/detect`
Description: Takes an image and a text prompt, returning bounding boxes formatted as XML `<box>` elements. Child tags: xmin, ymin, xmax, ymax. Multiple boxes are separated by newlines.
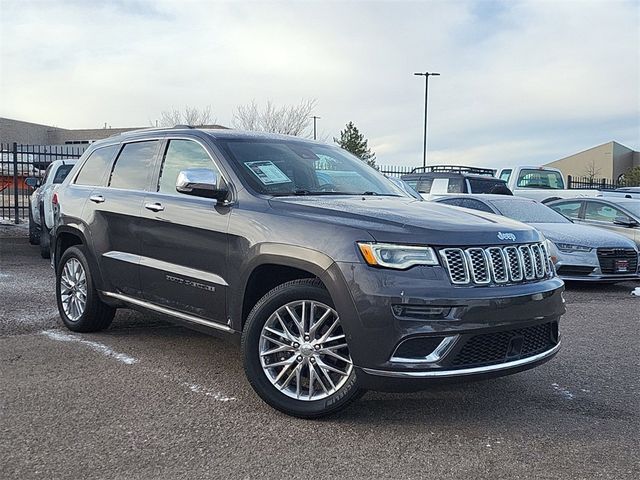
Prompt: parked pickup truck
<box><xmin>25</xmin><ymin>159</ymin><xmax>77</xmax><ymax>258</ymax></box>
<box><xmin>497</xmin><ymin>166</ymin><xmax>600</xmax><ymax>203</ymax></box>
<box><xmin>600</xmin><ymin>187</ymin><xmax>640</xmax><ymax>200</ymax></box>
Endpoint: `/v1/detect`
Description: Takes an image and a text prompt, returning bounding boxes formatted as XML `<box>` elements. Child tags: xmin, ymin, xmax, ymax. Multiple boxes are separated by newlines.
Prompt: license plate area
<box><xmin>615</xmin><ymin>259</ymin><xmax>629</xmax><ymax>273</ymax></box>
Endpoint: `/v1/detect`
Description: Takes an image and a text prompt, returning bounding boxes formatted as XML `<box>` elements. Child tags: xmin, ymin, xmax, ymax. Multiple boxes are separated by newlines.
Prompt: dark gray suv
<box><xmin>52</xmin><ymin>127</ymin><xmax>565</xmax><ymax>417</ymax></box>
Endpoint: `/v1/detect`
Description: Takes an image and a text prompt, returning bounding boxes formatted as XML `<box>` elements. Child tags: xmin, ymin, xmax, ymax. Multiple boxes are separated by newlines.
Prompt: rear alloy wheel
<box><xmin>242</xmin><ymin>279</ymin><xmax>363</xmax><ymax>418</ymax></box>
<box><xmin>56</xmin><ymin>246</ymin><xmax>115</xmax><ymax>332</ymax></box>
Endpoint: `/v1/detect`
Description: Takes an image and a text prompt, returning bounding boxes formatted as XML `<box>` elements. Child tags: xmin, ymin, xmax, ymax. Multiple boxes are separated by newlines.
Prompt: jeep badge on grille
<box><xmin>497</xmin><ymin>232</ymin><xmax>517</xmax><ymax>241</ymax></box>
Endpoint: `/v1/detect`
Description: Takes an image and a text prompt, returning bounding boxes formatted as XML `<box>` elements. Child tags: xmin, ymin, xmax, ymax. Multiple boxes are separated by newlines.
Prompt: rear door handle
<box><xmin>89</xmin><ymin>194</ymin><xmax>105</xmax><ymax>204</ymax></box>
<box><xmin>144</xmin><ymin>202</ymin><xmax>165</xmax><ymax>212</ymax></box>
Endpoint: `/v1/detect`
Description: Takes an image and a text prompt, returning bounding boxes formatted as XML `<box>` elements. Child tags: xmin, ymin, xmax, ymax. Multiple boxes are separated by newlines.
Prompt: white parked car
<box><xmin>497</xmin><ymin>166</ymin><xmax>600</xmax><ymax>203</ymax></box>
<box><xmin>26</xmin><ymin>159</ymin><xmax>77</xmax><ymax>258</ymax></box>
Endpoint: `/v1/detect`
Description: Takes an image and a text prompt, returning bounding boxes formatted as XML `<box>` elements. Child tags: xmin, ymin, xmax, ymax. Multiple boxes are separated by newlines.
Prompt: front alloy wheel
<box><xmin>242</xmin><ymin>279</ymin><xmax>363</xmax><ymax>418</ymax></box>
<box><xmin>259</xmin><ymin>300</ymin><xmax>353</xmax><ymax>401</ymax></box>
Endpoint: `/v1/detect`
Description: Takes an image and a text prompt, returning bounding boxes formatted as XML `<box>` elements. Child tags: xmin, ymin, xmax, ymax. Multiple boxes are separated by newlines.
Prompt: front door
<box><xmin>139</xmin><ymin>138</ymin><xmax>230</xmax><ymax>323</ymax></box>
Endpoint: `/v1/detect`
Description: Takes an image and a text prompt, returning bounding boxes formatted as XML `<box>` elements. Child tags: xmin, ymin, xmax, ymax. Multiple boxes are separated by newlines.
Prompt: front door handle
<box><xmin>144</xmin><ymin>202</ymin><xmax>165</xmax><ymax>212</ymax></box>
<box><xmin>89</xmin><ymin>194</ymin><xmax>105</xmax><ymax>204</ymax></box>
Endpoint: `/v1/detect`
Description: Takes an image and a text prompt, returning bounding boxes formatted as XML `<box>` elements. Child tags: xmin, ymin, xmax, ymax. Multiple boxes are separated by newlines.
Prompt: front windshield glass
<box><xmin>517</xmin><ymin>169</ymin><xmax>564</xmax><ymax>189</ymax></box>
<box><xmin>619</xmin><ymin>202</ymin><xmax>640</xmax><ymax>217</ymax></box>
<box><xmin>492</xmin><ymin>199</ymin><xmax>571</xmax><ymax>223</ymax></box>
<box><xmin>218</xmin><ymin>139</ymin><xmax>402</xmax><ymax>196</ymax></box>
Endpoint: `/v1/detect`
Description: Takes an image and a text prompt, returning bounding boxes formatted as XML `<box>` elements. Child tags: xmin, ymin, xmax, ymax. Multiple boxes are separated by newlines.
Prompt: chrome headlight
<box><xmin>555</xmin><ymin>243</ymin><xmax>592</xmax><ymax>253</ymax></box>
<box><xmin>357</xmin><ymin>242</ymin><xmax>439</xmax><ymax>269</ymax></box>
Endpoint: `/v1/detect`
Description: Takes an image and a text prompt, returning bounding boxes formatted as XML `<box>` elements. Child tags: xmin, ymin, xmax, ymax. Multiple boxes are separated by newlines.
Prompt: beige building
<box><xmin>545</xmin><ymin>141</ymin><xmax>639</xmax><ymax>182</ymax></box>
<box><xmin>0</xmin><ymin>117</ymin><xmax>227</xmax><ymax>146</ymax></box>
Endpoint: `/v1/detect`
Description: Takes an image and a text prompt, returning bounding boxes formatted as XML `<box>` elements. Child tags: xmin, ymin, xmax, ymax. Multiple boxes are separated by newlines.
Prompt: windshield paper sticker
<box><xmin>244</xmin><ymin>161</ymin><xmax>292</xmax><ymax>185</ymax></box>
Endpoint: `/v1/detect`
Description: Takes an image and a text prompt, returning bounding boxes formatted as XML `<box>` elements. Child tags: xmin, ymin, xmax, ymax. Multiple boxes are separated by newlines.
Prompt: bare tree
<box><xmin>232</xmin><ymin>99</ymin><xmax>317</xmax><ymax>137</ymax></box>
<box><xmin>583</xmin><ymin>159</ymin><xmax>602</xmax><ymax>181</ymax></box>
<box><xmin>156</xmin><ymin>105</ymin><xmax>215</xmax><ymax>127</ymax></box>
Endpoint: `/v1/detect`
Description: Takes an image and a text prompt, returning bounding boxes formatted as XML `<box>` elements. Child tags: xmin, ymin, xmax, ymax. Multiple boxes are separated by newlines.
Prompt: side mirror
<box><xmin>613</xmin><ymin>216</ymin><xmax>638</xmax><ymax>228</ymax></box>
<box><xmin>25</xmin><ymin>177</ymin><xmax>40</xmax><ymax>188</ymax></box>
<box><xmin>176</xmin><ymin>168</ymin><xmax>228</xmax><ymax>202</ymax></box>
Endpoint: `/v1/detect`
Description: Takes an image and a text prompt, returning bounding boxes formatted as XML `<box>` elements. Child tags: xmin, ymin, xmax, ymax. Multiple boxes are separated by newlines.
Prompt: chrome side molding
<box><xmin>102</xmin><ymin>291</ymin><xmax>234</xmax><ymax>333</ymax></box>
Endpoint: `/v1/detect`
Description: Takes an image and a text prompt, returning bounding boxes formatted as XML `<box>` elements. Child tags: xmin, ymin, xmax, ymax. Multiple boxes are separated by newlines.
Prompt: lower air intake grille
<box><xmin>450</xmin><ymin>322</ymin><xmax>558</xmax><ymax>368</ymax></box>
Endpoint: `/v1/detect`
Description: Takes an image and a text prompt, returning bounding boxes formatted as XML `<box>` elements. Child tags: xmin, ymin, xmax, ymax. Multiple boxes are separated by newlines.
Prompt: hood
<box><xmin>269</xmin><ymin>196</ymin><xmax>541</xmax><ymax>246</ymax></box>
<box><xmin>530</xmin><ymin>223</ymin><xmax>637</xmax><ymax>249</ymax></box>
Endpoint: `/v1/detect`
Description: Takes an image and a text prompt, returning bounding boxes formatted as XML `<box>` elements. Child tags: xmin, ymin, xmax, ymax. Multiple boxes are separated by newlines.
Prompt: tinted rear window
<box><xmin>74</xmin><ymin>145</ymin><xmax>118</xmax><ymax>186</ymax></box>
<box><xmin>109</xmin><ymin>141</ymin><xmax>159</xmax><ymax>190</ymax></box>
<box><xmin>53</xmin><ymin>164</ymin><xmax>74</xmax><ymax>184</ymax></box>
<box><xmin>468</xmin><ymin>178</ymin><xmax>506</xmax><ymax>193</ymax></box>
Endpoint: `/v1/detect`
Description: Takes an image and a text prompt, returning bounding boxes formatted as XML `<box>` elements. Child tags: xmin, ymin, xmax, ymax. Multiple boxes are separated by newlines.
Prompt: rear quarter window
<box><xmin>74</xmin><ymin>145</ymin><xmax>119</xmax><ymax>186</ymax></box>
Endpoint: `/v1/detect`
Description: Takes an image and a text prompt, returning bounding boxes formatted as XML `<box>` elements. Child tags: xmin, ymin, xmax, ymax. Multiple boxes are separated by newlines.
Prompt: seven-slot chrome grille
<box><xmin>440</xmin><ymin>243</ymin><xmax>553</xmax><ymax>285</ymax></box>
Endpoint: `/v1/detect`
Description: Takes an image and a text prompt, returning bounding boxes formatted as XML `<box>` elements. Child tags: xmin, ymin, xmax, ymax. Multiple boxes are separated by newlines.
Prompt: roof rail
<box><xmin>110</xmin><ymin>124</ymin><xmax>197</xmax><ymax>138</ymax></box>
<box><xmin>410</xmin><ymin>165</ymin><xmax>497</xmax><ymax>176</ymax></box>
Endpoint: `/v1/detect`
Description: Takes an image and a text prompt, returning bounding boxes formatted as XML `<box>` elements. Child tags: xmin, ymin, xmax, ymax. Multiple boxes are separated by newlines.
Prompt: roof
<box><xmin>436</xmin><ymin>194</ymin><xmax>535</xmax><ymax>202</ymax></box>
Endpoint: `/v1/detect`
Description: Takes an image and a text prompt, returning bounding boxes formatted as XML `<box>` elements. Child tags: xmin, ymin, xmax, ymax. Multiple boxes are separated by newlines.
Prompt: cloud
<box><xmin>0</xmin><ymin>0</ymin><xmax>638</xmax><ymax>170</ymax></box>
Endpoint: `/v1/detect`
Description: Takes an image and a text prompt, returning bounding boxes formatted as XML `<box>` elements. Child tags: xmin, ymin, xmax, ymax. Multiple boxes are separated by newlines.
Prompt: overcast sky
<box><xmin>0</xmin><ymin>0</ymin><xmax>638</xmax><ymax>169</ymax></box>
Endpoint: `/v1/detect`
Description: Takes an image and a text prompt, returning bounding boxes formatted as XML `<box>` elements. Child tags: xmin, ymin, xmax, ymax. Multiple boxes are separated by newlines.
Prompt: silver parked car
<box><xmin>547</xmin><ymin>197</ymin><xmax>640</xmax><ymax>248</ymax></box>
<box><xmin>434</xmin><ymin>194</ymin><xmax>640</xmax><ymax>282</ymax></box>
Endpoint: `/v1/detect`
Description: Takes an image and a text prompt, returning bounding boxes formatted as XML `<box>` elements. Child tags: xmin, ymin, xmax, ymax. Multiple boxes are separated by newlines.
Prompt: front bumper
<box><xmin>554</xmin><ymin>249</ymin><xmax>640</xmax><ymax>282</ymax></box>
<box><xmin>331</xmin><ymin>262</ymin><xmax>565</xmax><ymax>391</ymax></box>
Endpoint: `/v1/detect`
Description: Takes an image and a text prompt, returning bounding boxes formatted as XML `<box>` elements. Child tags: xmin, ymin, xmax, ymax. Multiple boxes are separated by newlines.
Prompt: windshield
<box><xmin>517</xmin><ymin>169</ymin><xmax>564</xmax><ymax>189</ymax></box>
<box><xmin>218</xmin><ymin>139</ymin><xmax>403</xmax><ymax>196</ymax></box>
<box><xmin>619</xmin><ymin>202</ymin><xmax>640</xmax><ymax>217</ymax></box>
<box><xmin>491</xmin><ymin>199</ymin><xmax>571</xmax><ymax>223</ymax></box>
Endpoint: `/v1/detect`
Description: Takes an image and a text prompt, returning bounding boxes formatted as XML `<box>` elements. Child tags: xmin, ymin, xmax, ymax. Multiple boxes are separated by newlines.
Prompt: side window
<box><xmin>157</xmin><ymin>139</ymin><xmax>221</xmax><ymax>195</ymax></box>
<box><xmin>462</xmin><ymin>199</ymin><xmax>494</xmax><ymax>213</ymax></box>
<box><xmin>551</xmin><ymin>201</ymin><xmax>582</xmax><ymax>219</ymax></box>
<box><xmin>109</xmin><ymin>141</ymin><xmax>159</xmax><ymax>190</ymax></box>
<box><xmin>75</xmin><ymin>145</ymin><xmax>119</xmax><ymax>186</ymax></box>
<box><xmin>584</xmin><ymin>202</ymin><xmax>629</xmax><ymax>223</ymax></box>
<box><xmin>500</xmin><ymin>169</ymin><xmax>512</xmax><ymax>181</ymax></box>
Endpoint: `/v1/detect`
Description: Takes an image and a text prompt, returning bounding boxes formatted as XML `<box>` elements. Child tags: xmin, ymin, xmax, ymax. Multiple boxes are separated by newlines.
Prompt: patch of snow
<box><xmin>183</xmin><ymin>382</ymin><xmax>236</xmax><ymax>402</ymax></box>
<box><xmin>551</xmin><ymin>383</ymin><xmax>575</xmax><ymax>400</ymax></box>
<box><xmin>41</xmin><ymin>330</ymin><xmax>138</xmax><ymax>365</ymax></box>
<box><xmin>631</xmin><ymin>287</ymin><xmax>640</xmax><ymax>297</ymax></box>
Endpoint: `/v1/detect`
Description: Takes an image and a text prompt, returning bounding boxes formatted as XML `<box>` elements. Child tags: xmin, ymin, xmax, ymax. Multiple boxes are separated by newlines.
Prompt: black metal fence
<box><xmin>566</xmin><ymin>175</ymin><xmax>638</xmax><ymax>190</ymax></box>
<box><xmin>0</xmin><ymin>143</ymin><xmax>86</xmax><ymax>224</ymax></box>
<box><xmin>377</xmin><ymin>165</ymin><xmax>414</xmax><ymax>177</ymax></box>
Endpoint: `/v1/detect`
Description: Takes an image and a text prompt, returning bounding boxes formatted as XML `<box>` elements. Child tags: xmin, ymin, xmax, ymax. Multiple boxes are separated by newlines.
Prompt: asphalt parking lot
<box><xmin>1</xmin><ymin>224</ymin><xmax>639</xmax><ymax>480</ymax></box>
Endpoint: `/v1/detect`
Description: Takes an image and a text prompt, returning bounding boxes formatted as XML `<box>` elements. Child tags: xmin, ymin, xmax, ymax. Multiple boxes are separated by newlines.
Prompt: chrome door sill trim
<box><xmin>362</xmin><ymin>342</ymin><xmax>560</xmax><ymax>378</ymax></box>
<box><xmin>102</xmin><ymin>291</ymin><xmax>234</xmax><ymax>333</ymax></box>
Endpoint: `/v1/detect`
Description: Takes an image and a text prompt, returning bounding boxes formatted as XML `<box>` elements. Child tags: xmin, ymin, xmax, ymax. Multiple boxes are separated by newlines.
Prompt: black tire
<box><xmin>242</xmin><ymin>278</ymin><xmax>364</xmax><ymax>418</ymax></box>
<box><xmin>28</xmin><ymin>201</ymin><xmax>40</xmax><ymax>245</ymax></box>
<box><xmin>39</xmin><ymin>209</ymin><xmax>50</xmax><ymax>259</ymax></box>
<box><xmin>56</xmin><ymin>245</ymin><xmax>115</xmax><ymax>332</ymax></box>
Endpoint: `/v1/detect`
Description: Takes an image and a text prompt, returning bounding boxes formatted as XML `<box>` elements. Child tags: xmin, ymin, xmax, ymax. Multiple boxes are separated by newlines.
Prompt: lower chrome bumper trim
<box><xmin>361</xmin><ymin>341</ymin><xmax>561</xmax><ymax>378</ymax></box>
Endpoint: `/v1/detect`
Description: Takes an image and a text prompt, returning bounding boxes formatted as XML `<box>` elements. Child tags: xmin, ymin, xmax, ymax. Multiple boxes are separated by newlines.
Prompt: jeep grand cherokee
<box><xmin>52</xmin><ymin>127</ymin><xmax>565</xmax><ymax>418</ymax></box>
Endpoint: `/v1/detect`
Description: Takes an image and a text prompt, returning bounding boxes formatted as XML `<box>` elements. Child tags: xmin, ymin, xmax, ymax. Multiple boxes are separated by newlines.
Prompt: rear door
<box><xmin>82</xmin><ymin>140</ymin><xmax>160</xmax><ymax>298</ymax></box>
<box><xmin>138</xmin><ymin>137</ymin><xmax>230</xmax><ymax>323</ymax></box>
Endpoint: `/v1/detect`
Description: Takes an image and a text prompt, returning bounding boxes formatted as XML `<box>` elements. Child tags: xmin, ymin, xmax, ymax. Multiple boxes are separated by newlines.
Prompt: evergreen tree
<box><xmin>622</xmin><ymin>166</ymin><xmax>640</xmax><ymax>186</ymax></box>
<box><xmin>334</xmin><ymin>122</ymin><xmax>376</xmax><ymax>167</ymax></box>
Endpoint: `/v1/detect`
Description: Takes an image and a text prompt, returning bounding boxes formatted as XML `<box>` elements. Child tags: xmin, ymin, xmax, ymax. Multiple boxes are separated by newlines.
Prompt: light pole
<box><xmin>311</xmin><ymin>115</ymin><xmax>321</xmax><ymax>140</ymax></box>
<box><xmin>414</xmin><ymin>71</ymin><xmax>440</xmax><ymax>168</ymax></box>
